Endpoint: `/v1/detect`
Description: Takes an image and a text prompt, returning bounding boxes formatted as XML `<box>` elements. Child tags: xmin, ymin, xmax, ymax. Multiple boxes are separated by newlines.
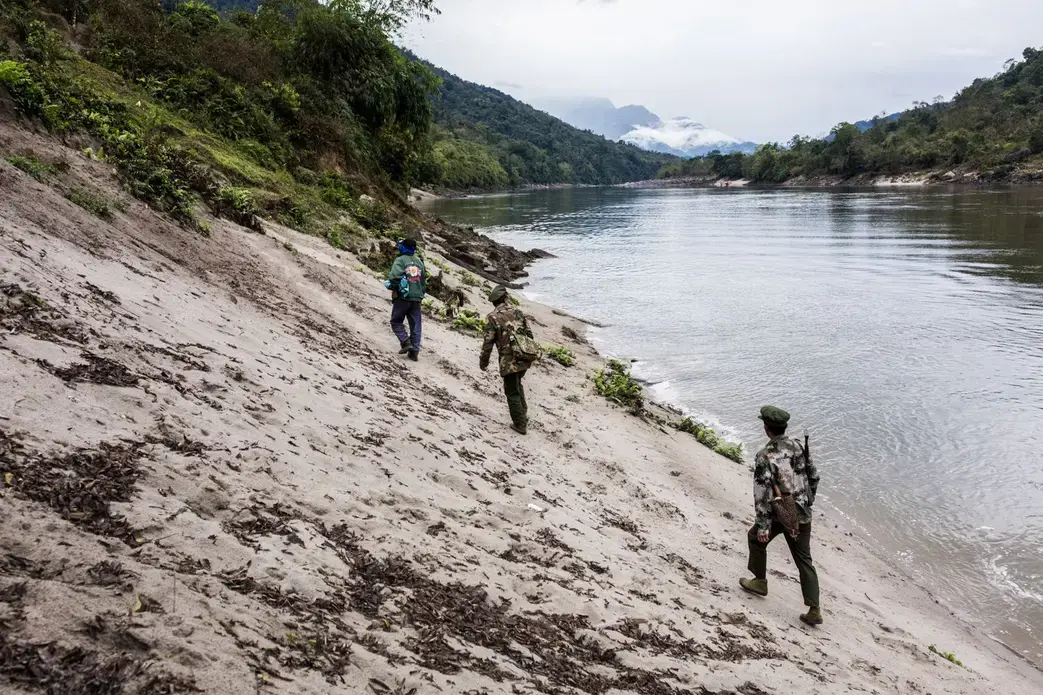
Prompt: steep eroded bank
<box><xmin>1</xmin><ymin>121</ymin><xmax>1042</xmax><ymax>695</ymax></box>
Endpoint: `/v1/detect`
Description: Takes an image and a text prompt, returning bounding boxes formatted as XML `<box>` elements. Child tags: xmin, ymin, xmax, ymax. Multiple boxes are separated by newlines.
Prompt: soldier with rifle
<box><xmin>740</xmin><ymin>406</ymin><xmax>823</xmax><ymax>626</ymax></box>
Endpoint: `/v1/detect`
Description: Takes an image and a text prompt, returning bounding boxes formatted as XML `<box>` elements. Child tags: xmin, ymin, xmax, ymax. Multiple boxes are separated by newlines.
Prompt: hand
<box><xmin>757</xmin><ymin>529</ymin><xmax>771</xmax><ymax>543</ymax></box>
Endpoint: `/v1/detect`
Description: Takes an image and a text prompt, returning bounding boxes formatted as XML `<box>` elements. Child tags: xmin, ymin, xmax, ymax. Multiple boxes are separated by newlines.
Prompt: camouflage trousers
<box><xmin>747</xmin><ymin>521</ymin><xmax>820</xmax><ymax>607</ymax></box>
<box><xmin>502</xmin><ymin>370</ymin><xmax>528</xmax><ymax>428</ymax></box>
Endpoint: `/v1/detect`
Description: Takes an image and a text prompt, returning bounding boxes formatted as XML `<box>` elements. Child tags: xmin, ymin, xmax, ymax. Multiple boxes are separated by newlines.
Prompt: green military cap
<box><xmin>758</xmin><ymin>405</ymin><xmax>791</xmax><ymax>427</ymax></box>
<box><xmin>488</xmin><ymin>285</ymin><xmax>508</xmax><ymax>303</ymax></box>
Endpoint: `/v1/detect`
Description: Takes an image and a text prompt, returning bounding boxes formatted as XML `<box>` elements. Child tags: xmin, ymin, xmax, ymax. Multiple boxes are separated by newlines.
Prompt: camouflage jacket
<box><xmin>753</xmin><ymin>435</ymin><xmax>820</xmax><ymax>532</ymax></box>
<box><xmin>480</xmin><ymin>304</ymin><xmax>535</xmax><ymax>376</ymax></box>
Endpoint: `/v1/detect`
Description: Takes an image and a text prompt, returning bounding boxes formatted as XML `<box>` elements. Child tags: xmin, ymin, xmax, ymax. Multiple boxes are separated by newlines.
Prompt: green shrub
<box><xmin>593</xmin><ymin>359</ymin><xmax>643</xmax><ymax>412</ymax></box>
<box><xmin>0</xmin><ymin>60</ymin><xmax>45</xmax><ymax>114</ymax></box>
<box><xmin>459</xmin><ymin>270</ymin><xmax>479</xmax><ymax>286</ymax></box>
<box><xmin>6</xmin><ymin>154</ymin><xmax>54</xmax><ymax>181</ymax></box>
<box><xmin>508</xmin><ymin>294</ymin><xmax>521</xmax><ymax>307</ymax></box>
<box><xmin>214</xmin><ymin>186</ymin><xmax>260</xmax><ymax>229</ymax></box>
<box><xmin>325</xmin><ymin>224</ymin><xmax>346</xmax><ymax>249</ymax></box>
<box><xmin>545</xmin><ymin>345</ymin><xmax>575</xmax><ymax>367</ymax></box>
<box><xmin>675</xmin><ymin>417</ymin><xmax>745</xmax><ymax>463</ymax></box>
<box><xmin>928</xmin><ymin>646</ymin><xmax>963</xmax><ymax>667</ymax></box>
<box><xmin>66</xmin><ymin>187</ymin><xmax>114</xmax><ymax>219</ymax></box>
<box><xmin>451</xmin><ymin>308</ymin><xmax>485</xmax><ymax>333</ymax></box>
<box><xmin>421</xmin><ymin>297</ymin><xmax>447</xmax><ymax>319</ymax></box>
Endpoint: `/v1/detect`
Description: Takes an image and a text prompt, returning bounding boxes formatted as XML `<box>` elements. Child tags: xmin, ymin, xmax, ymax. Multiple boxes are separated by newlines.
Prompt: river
<box><xmin>420</xmin><ymin>186</ymin><xmax>1043</xmax><ymax>664</ymax></box>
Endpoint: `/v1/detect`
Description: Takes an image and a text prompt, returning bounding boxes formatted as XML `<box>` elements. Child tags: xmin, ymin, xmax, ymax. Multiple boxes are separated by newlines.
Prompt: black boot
<box><xmin>407</xmin><ymin>350</ymin><xmax>419</xmax><ymax>362</ymax></box>
<box><xmin>399</xmin><ymin>340</ymin><xmax>410</xmax><ymax>354</ymax></box>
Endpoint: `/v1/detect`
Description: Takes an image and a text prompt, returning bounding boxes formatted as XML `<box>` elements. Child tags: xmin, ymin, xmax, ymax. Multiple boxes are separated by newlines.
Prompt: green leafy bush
<box><xmin>6</xmin><ymin>153</ymin><xmax>55</xmax><ymax>181</ymax></box>
<box><xmin>215</xmin><ymin>186</ymin><xmax>260</xmax><ymax>229</ymax></box>
<box><xmin>545</xmin><ymin>345</ymin><xmax>575</xmax><ymax>367</ymax></box>
<box><xmin>451</xmin><ymin>308</ymin><xmax>485</xmax><ymax>333</ymax></box>
<box><xmin>421</xmin><ymin>297</ymin><xmax>447</xmax><ymax>319</ymax></box>
<box><xmin>675</xmin><ymin>417</ymin><xmax>745</xmax><ymax>463</ymax></box>
<box><xmin>929</xmin><ymin>646</ymin><xmax>963</xmax><ymax>667</ymax></box>
<box><xmin>459</xmin><ymin>270</ymin><xmax>479</xmax><ymax>287</ymax></box>
<box><xmin>593</xmin><ymin>359</ymin><xmax>643</xmax><ymax>412</ymax></box>
<box><xmin>66</xmin><ymin>187</ymin><xmax>114</xmax><ymax>219</ymax></box>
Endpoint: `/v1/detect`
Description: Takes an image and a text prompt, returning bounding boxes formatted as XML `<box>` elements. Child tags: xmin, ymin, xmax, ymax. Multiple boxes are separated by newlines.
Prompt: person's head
<box><xmin>758</xmin><ymin>405</ymin><xmax>790</xmax><ymax>438</ymax></box>
<box><xmin>488</xmin><ymin>285</ymin><xmax>509</xmax><ymax>306</ymax></box>
<box><xmin>397</xmin><ymin>237</ymin><xmax>417</xmax><ymax>255</ymax></box>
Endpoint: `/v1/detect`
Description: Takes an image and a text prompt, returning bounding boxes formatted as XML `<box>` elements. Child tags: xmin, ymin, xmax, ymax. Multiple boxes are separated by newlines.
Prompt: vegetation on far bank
<box><xmin>660</xmin><ymin>47</ymin><xmax>1043</xmax><ymax>184</ymax></box>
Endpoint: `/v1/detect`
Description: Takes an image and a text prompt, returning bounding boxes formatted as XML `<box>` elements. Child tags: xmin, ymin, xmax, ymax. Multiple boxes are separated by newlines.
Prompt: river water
<box><xmin>420</xmin><ymin>186</ymin><xmax>1043</xmax><ymax>663</ymax></box>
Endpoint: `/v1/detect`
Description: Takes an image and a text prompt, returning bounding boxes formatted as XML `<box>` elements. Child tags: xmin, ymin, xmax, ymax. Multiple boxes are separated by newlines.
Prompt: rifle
<box><xmin>803</xmin><ymin>427</ymin><xmax>810</xmax><ymax>463</ymax></box>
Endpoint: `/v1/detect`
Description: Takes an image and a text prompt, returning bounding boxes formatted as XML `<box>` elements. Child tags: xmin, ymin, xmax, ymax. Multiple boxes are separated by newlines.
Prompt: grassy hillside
<box><xmin>661</xmin><ymin>47</ymin><xmax>1043</xmax><ymax>184</ymax></box>
<box><xmin>424</xmin><ymin>60</ymin><xmax>676</xmax><ymax>190</ymax></box>
<box><xmin>0</xmin><ymin>0</ymin><xmax>446</xmax><ymax>236</ymax></box>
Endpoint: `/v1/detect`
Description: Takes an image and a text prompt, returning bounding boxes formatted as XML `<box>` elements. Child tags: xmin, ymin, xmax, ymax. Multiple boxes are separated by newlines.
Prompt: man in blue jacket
<box><xmin>385</xmin><ymin>237</ymin><xmax>426</xmax><ymax>361</ymax></box>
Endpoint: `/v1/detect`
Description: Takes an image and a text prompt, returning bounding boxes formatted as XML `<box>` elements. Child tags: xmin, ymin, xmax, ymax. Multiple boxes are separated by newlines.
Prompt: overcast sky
<box><xmin>403</xmin><ymin>0</ymin><xmax>1043</xmax><ymax>142</ymax></box>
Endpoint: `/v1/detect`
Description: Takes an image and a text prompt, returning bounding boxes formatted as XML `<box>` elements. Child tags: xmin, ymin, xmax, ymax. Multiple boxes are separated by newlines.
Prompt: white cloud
<box><xmin>404</xmin><ymin>0</ymin><xmax>1043</xmax><ymax>142</ymax></box>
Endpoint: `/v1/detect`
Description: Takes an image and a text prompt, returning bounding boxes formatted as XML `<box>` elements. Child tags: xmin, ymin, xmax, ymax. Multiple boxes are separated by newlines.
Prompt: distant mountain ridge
<box><xmin>530</xmin><ymin>96</ymin><xmax>757</xmax><ymax>158</ymax></box>
<box><xmin>531</xmin><ymin>97</ymin><xmax>659</xmax><ymax>141</ymax></box>
<box><xmin>418</xmin><ymin>62</ymin><xmax>676</xmax><ymax>189</ymax></box>
<box><xmin>621</xmin><ymin>117</ymin><xmax>759</xmax><ymax>157</ymax></box>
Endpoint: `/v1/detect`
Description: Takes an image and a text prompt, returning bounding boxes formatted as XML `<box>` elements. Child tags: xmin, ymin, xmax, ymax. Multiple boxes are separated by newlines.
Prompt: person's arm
<box><xmin>479</xmin><ymin>316</ymin><xmax>496</xmax><ymax>371</ymax></box>
<box><xmin>753</xmin><ymin>449</ymin><xmax>774</xmax><ymax>535</ymax></box>
<box><xmin>387</xmin><ymin>256</ymin><xmax>405</xmax><ymax>282</ymax></box>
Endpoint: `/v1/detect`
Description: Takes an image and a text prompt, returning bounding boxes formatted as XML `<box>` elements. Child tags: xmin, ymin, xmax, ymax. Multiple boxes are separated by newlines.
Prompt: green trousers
<box><xmin>502</xmin><ymin>369</ymin><xmax>528</xmax><ymax>428</ymax></box>
<box><xmin>747</xmin><ymin>521</ymin><xmax>820</xmax><ymax>607</ymax></box>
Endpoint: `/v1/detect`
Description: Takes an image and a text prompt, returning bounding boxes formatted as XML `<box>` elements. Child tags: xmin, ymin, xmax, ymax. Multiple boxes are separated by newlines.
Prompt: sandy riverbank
<box><xmin>2</xmin><ymin>120</ymin><xmax>1042</xmax><ymax>694</ymax></box>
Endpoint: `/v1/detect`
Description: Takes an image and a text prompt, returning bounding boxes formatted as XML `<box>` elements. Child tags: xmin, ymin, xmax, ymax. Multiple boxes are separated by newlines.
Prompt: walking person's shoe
<box><xmin>407</xmin><ymin>350</ymin><xmax>419</xmax><ymax>362</ymax></box>
<box><xmin>739</xmin><ymin>577</ymin><xmax>768</xmax><ymax>597</ymax></box>
<box><xmin>399</xmin><ymin>340</ymin><xmax>410</xmax><ymax>354</ymax></box>
<box><xmin>799</xmin><ymin>606</ymin><xmax>823</xmax><ymax>626</ymax></box>
<box><xmin>510</xmin><ymin>423</ymin><xmax>527</xmax><ymax>435</ymax></box>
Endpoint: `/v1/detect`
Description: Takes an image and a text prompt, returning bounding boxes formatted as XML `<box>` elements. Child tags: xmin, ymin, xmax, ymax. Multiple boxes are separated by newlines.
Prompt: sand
<box><xmin>2</xmin><ymin>120</ymin><xmax>1042</xmax><ymax>695</ymax></box>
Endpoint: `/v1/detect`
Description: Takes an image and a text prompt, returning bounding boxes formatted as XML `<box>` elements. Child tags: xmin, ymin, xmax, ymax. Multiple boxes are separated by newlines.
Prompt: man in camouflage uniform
<box><xmin>480</xmin><ymin>286</ymin><xmax>536</xmax><ymax>435</ymax></box>
<box><xmin>740</xmin><ymin>405</ymin><xmax>823</xmax><ymax>626</ymax></box>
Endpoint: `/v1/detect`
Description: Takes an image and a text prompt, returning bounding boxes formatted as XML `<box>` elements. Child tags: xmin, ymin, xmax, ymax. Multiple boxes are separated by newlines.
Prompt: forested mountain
<box><xmin>662</xmin><ymin>48</ymin><xmax>1043</xmax><ymax>183</ymax></box>
<box><xmin>423</xmin><ymin>61</ymin><xmax>676</xmax><ymax>190</ymax></box>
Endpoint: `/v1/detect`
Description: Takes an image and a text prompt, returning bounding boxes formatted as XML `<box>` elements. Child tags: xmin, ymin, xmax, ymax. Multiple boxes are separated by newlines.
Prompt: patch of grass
<box><xmin>429</xmin><ymin>256</ymin><xmax>452</xmax><ymax>274</ymax></box>
<box><xmin>66</xmin><ymin>187</ymin><xmax>114</xmax><ymax>219</ymax></box>
<box><xmin>593</xmin><ymin>359</ymin><xmax>643</xmax><ymax>412</ymax></box>
<box><xmin>325</xmin><ymin>223</ymin><xmax>346</xmax><ymax>250</ymax></box>
<box><xmin>459</xmin><ymin>270</ymin><xmax>480</xmax><ymax>287</ymax></box>
<box><xmin>6</xmin><ymin>153</ymin><xmax>58</xmax><ymax>181</ymax></box>
<box><xmin>545</xmin><ymin>345</ymin><xmax>575</xmax><ymax>367</ymax></box>
<box><xmin>214</xmin><ymin>186</ymin><xmax>260</xmax><ymax>229</ymax></box>
<box><xmin>421</xmin><ymin>298</ymin><xmax>447</xmax><ymax>319</ymax></box>
<box><xmin>928</xmin><ymin>646</ymin><xmax>963</xmax><ymax>667</ymax></box>
<box><xmin>451</xmin><ymin>308</ymin><xmax>486</xmax><ymax>334</ymax></box>
<box><xmin>675</xmin><ymin>417</ymin><xmax>744</xmax><ymax>463</ymax></box>
<box><xmin>196</xmin><ymin>219</ymin><xmax>212</xmax><ymax>237</ymax></box>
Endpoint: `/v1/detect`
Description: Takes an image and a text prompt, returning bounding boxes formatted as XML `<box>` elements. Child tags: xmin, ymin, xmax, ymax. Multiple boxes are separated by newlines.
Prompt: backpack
<box><xmin>506</xmin><ymin>319</ymin><xmax>542</xmax><ymax>363</ymax></box>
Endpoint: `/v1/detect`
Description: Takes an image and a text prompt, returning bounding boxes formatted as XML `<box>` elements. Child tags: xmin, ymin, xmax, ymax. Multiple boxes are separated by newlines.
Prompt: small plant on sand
<box><xmin>6</xmin><ymin>153</ymin><xmax>57</xmax><ymax>181</ymax></box>
<box><xmin>508</xmin><ymin>294</ymin><xmax>521</xmax><ymax>307</ymax></box>
<box><xmin>429</xmin><ymin>256</ymin><xmax>452</xmax><ymax>274</ymax></box>
<box><xmin>325</xmin><ymin>224</ymin><xmax>346</xmax><ymax>250</ymax></box>
<box><xmin>451</xmin><ymin>308</ymin><xmax>486</xmax><ymax>334</ymax></box>
<box><xmin>66</xmin><ymin>188</ymin><xmax>114</xmax><ymax>219</ymax></box>
<box><xmin>593</xmin><ymin>359</ymin><xmax>643</xmax><ymax>412</ymax></box>
<box><xmin>421</xmin><ymin>298</ymin><xmax>447</xmax><ymax>319</ymax></box>
<box><xmin>282</xmin><ymin>241</ymin><xmax>299</xmax><ymax>256</ymax></box>
<box><xmin>196</xmin><ymin>219</ymin><xmax>212</xmax><ymax>237</ymax></box>
<box><xmin>565</xmin><ymin>394</ymin><xmax>581</xmax><ymax>403</ymax></box>
<box><xmin>675</xmin><ymin>418</ymin><xmax>744</xmax><ymax>463</ymax></box>
<box><xmin>929</xmin><ymin>645</ymin><xmax>963</xmax><ymax>667</ymax></box>
<box><xmin>545</xmin><ymin>345</ymin><xmax>575</xmax><ymax>367</ymax></box>
<box><xmin>459</xmin><ymin>270</ymin><xmax>480</xmax><ymax>287</ymax></box>
<box><xmin>214</xmin><ymin>187</ymin><xmax>259</xmax><ymax>229</ymax></box>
